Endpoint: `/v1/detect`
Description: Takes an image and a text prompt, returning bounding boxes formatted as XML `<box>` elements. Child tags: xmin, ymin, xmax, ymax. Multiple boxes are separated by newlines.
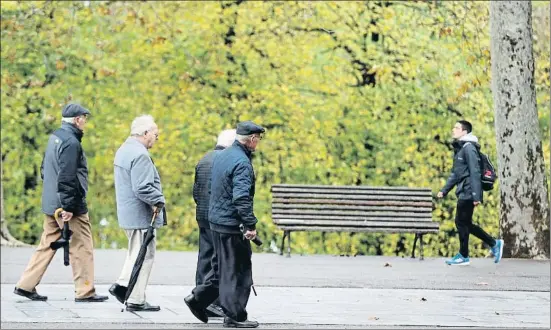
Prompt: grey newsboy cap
<box><xmin>236</xmin><ymin>121</ymin><xmax>265</xmax><ymax>135</ymax></box>
<box><xmin>61</xmin><ymin>103</ymin><xmax>91</xmax><ymax>118</ymax></box>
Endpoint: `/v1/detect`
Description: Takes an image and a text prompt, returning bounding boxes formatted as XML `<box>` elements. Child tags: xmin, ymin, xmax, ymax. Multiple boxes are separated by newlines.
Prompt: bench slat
<box><xmin>272</xmin><ymin>184</ymin><xmax>431</xmax><ymax>192</ymax></box>
<box><xmin>276</xmin><ymin>225</ymin><xmax>439</xmax><ymax>233</ymax></box>
<box><xmin>272</xmin><ymin>188</ymin><xmax>431</xmax><ymax>196</ymax></box>
<box><xmin>272</xmin><ymin>193</ymin><xmax>432</xmax><ymax>201</ymax></box>
<box><xmin>272</xmin><ymin>198</ymin><xmax>433</xmax><ymax>207</ymax></box>
<box><xmin>272</xmin><ymin>204</ymin><xmax>432</xmax><ymax>213</ymax></box>
<box><xmin>274</xmin><ymin>219</ymin><xmax>439</xmax><ymax>228</ymax></box>
<box><xmin>272</xmin><ymin>214</ymin><xmax>433</xmax><ymax>222</ymax></box>
<box><xmin>272</xmin><ymin>209</ymin><xmax>431</xmax><ymax>218</ymax></box>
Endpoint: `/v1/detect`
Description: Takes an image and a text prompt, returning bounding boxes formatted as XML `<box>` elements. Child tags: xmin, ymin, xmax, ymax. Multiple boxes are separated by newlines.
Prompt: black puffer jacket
<box><xmin>193</xmin><ymin>145</ymin><xmax>225</xmax><ymax>228</ymax></box>
<box><xmin>41</xmin><ymin>122</ymin><xmax>88</xmax><ymax>216</ymax></box>
<box><xmin>441</xmin><ymin>133</ymin><xmax>483</xmax><ymax>203</ymax></box>
<box><xmin>208</xmin><ymin>141</ymin><xmax>258</xmax><ymax>234</ymax></box>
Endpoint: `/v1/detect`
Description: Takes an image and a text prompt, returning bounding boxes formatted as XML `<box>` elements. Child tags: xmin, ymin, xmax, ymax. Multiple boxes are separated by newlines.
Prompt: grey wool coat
<box><xmin>114</xmin><ymin>137</ymin><xmax>165</xmax><ymax>229</ymax></box>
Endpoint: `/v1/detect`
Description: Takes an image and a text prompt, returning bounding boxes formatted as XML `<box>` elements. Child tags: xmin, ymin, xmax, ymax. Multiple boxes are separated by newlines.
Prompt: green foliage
<box><xmin>2</xmin><ymin>1</ymin><xmax>549</xmax><ymax>257</ymax></box>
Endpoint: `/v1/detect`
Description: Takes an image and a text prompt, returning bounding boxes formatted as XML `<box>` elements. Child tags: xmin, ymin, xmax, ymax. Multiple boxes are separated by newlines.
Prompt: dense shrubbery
<box><xmin>2</xmin><ymin>1</ymin><xmax>549</xmax><ymax>256</ymax></box>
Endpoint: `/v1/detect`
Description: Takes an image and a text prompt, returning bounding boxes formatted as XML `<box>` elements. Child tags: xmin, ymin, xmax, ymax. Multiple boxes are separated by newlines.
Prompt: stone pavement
<box><xmin>1</xmin><ymin>247</ymin><xmax>550</xmax><ymax>329</ymax></box>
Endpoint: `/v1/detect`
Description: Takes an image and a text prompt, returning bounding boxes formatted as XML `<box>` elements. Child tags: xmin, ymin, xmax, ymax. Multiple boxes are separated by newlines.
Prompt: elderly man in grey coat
<box><xmin>109</xmin><ymin>115</ymin><xmax>165</xmax><ymax>312</ymax></box>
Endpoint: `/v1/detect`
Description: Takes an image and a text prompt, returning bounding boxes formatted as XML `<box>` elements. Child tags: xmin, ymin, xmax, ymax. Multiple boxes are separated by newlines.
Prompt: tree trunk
<box><xmin>490</xmin><ymin>1</ymin><xmax>550</xmax><ymax>259</ymax></box>
<box><xmin>1</xmin><ymin>157</ymin><xmax>29</xmax><ymax>246</ymax></box>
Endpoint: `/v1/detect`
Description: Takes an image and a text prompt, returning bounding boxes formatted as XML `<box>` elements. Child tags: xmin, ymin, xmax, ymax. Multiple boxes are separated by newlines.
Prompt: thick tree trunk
<box><xmin>1</xmin><ymin>158</ymin><xmax>29</xmax><ymax>247</ymax></box>
<box><xmin>490</xmin><ymin>1</ymin><xmax>550</xmax><ymax>259</ymax></box>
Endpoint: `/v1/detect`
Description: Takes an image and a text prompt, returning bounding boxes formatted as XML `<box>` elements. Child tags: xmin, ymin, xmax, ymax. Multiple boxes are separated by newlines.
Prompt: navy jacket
<box><xmin>208</xmin><ymin>141</ymin><xmax>258</xmax><ymax>234</ymax></box>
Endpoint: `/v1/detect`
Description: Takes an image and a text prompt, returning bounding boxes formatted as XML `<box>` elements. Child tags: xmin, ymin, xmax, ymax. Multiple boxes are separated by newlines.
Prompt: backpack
<box><xmin>479</xmin><ymin>151</ymin><xmax>497</xmax><ymax>191</ymax></box>
<box><xmin>463</xmin><ymin>142</ymin><xmax>497</xmax><ymax>191</ymax></box>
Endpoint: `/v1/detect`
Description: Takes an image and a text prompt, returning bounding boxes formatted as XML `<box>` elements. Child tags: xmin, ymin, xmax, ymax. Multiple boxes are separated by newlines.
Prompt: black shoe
<box><xmin>13</xmin><ymin>287</ymin><xmax>47</xmax><ymax>301</ymax></box>
<box><xmin>109</xmin><ymin>283</ymin><xmax>127</xmax><ymax>304</ymax></box>
<box><xmin>206</xmin><ymin>303</ymin><xmax>225</xmax><ymax>318</ymax></box>
<box><xmin>126</xmin><ymin>302</ymin><xmax>161</xmax><ymax>312</ymax></box>
<box><xmin>75</xmin><ymin>294</ymin><xmax>109</xmax><ymax>302</ymax></box>
<box><xmin>184</xmin><ymin>294</ymin><xmax>208</xmax><ymax>323</ymax></box>
<box><xmin>223</xmin><ymin>317</ymin><xmax>259</xmax><ymax>328</ymax></box>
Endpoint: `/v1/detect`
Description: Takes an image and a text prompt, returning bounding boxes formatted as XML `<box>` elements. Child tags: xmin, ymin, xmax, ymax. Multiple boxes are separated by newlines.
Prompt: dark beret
<box><xmin>61</xmin><ymin>103</ymin><xmax>91</xmax><ymax>118</ymax></box>
<box><xmin>236</xmin><ymin>121</ymin><xmax>265</xmax><ymax>135</ymax></box>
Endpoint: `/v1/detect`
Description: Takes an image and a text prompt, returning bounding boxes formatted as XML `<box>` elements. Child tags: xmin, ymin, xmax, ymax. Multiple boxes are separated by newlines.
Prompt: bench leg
<box><xmin>286</xmin><ymin>231</ymin><xmax>292</xmax><ymax>258</ymax></box>
<box><xmin>347</xmin><ymin>232</ymin><xmax>355</xmax><ymax>256</ymax></box>
<box><xmin>411</xmin><ymin>233</ymin><xmax>419</xmax><ymax>258</ymax></box>
<box><xmin>321</xmin><ymin>232</ymin><xmax>326</xmax><ymax>253</ymax></box>
<box><xmin>280</xmin><ymin>231</ymin><xmax>288</xmax><ymax>256</ymax></box>
<box><xmin>419</xmin><ymin>234</ymin><xmax>425</xmax><ymax>261</ymax></box>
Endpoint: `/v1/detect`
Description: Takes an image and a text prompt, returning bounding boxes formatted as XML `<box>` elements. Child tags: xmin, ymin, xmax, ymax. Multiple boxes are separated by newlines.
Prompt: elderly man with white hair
<box><xmin>190</xmin><ymin>128</ymin><xmax>237</xmax><ymax>319</ymax></box>
<box><xmin>109</xmin><ymin>115</ymin><xmax>165</xmax><ymax>312</ymax></box>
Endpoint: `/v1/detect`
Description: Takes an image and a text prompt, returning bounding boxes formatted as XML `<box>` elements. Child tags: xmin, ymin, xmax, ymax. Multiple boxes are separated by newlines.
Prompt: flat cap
<box><xmin>236</xmin><ymin>121</ymin><xmax>265</xmax><ymax>135</ymax></box>
<box><xmin>61</xmin><ymin>103</ymin><xmax>91</xmax><ymax>118</ymax></box>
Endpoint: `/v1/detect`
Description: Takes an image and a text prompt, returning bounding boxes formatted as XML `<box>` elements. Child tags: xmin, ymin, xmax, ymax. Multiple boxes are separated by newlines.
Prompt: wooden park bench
<box><xmin>271</xmin><ymin>184</ymin><xmax>438</xmax><ymax>259</ymax></box>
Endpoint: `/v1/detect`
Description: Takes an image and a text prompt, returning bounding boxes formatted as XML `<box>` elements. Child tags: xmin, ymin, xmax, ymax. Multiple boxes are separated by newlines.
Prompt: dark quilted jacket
<box><xmin>193</xmin><ymin>146</ymin><xmax>225</xmax><ymax>228</ymax></box>
<box><xmin>208</xmin><ymin>141</ymin><xmax>258</xmax><ymax>233</ymax></box>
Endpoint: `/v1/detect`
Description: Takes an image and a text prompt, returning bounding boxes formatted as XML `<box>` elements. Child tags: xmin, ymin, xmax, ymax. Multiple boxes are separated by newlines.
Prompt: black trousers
<box><xmin>455</xmin><ymin>199</ymin><xmax>496</xmax><ymax>258</ymax></box>
<box><xmin>192</xmin><ymin>231</ymin><xmax>253</xmax><ymax>322</ymax></box>
<box><xmin>194</xmin><ymin>227</ymin><xmax>220</xmax><ymax>306</ymax></box>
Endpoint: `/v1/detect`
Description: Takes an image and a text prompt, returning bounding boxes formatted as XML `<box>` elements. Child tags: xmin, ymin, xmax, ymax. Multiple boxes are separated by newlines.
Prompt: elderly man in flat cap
<box><xmin>191</xmin><ymin>129</ymin><xmax>237</xmax><ymax>319</ymax></box>
<box><xmin>14</xmin><ymin>103</ymin><xmax>108</xmax><ymax>303</ymax></box>
<box><xmin>184</xmin><ymin>121</ymin><xmax>264</xmax><ymax>328</ymax></box>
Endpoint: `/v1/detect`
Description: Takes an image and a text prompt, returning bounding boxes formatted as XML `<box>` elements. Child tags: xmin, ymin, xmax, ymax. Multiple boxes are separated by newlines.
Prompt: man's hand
<box><xmin>244</xmin><ymin>229</ymin><xmax>257</xmax><ymax>240</ymax></box>
<box><xmin>61</xmin><ymin>211</ymin><xmax>73</xmax><ymax>222</ymax></box>
<box><xmin>437</xmin><ymin>191</ymin><xmax>444</xmax><ymax>199</ymax></box>
<box><xmin>473</xmin><ymin>201</ymin><xmax>480</xmax><ymax>207</ymax></box>
<box><xmin>153</xmin><ymin>202</ymin><xmax>164</xmax><ymax>214</ymax></box>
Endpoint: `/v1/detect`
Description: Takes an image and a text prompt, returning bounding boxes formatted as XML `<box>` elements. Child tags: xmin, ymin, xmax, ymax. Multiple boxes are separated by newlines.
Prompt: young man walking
<box><xmin>437</xmin><ymin>120</ymin><xmax>504</xmax><ymax>266</ymax></box>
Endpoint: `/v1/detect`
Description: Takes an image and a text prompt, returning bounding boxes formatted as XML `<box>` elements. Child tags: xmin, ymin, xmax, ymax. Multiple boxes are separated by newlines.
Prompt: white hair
<box><xmin>217</xmin><ymin>129</ymin><xmax>237</xmax><ymax>148</ymax></box>
<box><xmin>61</xmin><ymin>117</ymin><xmax>76</xmax><ymax>124</ymax></box>
<box><xmin>130</xmin><ymin>115</ymin><xmax>156</xmax><ymax>136</ymax></box>
<box><xmin>236</xmin><ymin>134</ymin><xmax>252</xmax><ymax>143</ymax></box>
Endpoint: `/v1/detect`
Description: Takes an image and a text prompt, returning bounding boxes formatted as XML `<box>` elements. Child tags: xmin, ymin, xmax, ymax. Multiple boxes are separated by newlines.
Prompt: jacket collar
<box><xmin>126</xmin><ymin>136</ymin><xmax>150</xmax><ymax>153</ymax></box>
<box><xmin>61</xmin><ymin>122</ymin><xmax>83</xmax><ymax>142</ymax></box>
<box><xmin>214</xmin><ymin>145</ymin><xmax>225</xmax><ymax>151</ymax></box>
<box><xmin>233</xmin><ymin>140</ymin><xmax>252</xmax><ymax>159</ymax></box>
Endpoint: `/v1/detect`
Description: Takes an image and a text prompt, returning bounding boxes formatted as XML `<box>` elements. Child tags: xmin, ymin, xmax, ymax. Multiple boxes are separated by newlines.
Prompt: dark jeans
<box><xmin>455</xmin><ymin>199</ymin><xmax>496</xmax><ymax>258</ymax></box>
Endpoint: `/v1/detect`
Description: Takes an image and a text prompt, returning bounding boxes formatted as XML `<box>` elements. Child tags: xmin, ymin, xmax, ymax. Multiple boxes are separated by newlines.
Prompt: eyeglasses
<box><xmin>146</xmin><ymin>131</ymin><xmax>159</xmax><ymax>140</ymax></box>
<box><xmin>254</xmin><ymin>134</ymin><xmax>264</xmax><ymax>141</ymax></box>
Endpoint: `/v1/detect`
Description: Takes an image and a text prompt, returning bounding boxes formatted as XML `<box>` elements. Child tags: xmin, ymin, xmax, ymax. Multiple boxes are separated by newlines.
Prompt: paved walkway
<box><xmin>1</xmin><ymin>247</ymin><xmax>549</xmax><ymax>329</ymax></box>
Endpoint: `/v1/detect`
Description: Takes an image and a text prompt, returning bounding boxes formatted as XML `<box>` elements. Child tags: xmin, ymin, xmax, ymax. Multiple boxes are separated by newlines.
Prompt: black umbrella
<box><xmin>50</xmin><ymin>208</ymin><xmax>71</xmax><ymax>266</ymax></box>
<box><xmin>123</xmin><ymin>208</ymin><xmax>160</xmax><ymax>306</ymax></box>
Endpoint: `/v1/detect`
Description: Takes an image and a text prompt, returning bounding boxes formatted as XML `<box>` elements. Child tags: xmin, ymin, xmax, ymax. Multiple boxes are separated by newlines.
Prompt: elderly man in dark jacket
<box><xmin>14</xmin><ymin>103</ymin><xmax>108</xmax><ymax>302</ymax></box>
<box><xmin>185</xmin><ymin>121</ymin><xmax>264</xmax><ymax>328</ymax></box>
<box><xmin>437</xmin><ymin>120</ymin><xmax>503</xmax><ymax>266</ymax></box>
<box><xmin>192</xmin><ymin>129</ymin><xmax>236</xmax><ymax>318</ymax></box>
